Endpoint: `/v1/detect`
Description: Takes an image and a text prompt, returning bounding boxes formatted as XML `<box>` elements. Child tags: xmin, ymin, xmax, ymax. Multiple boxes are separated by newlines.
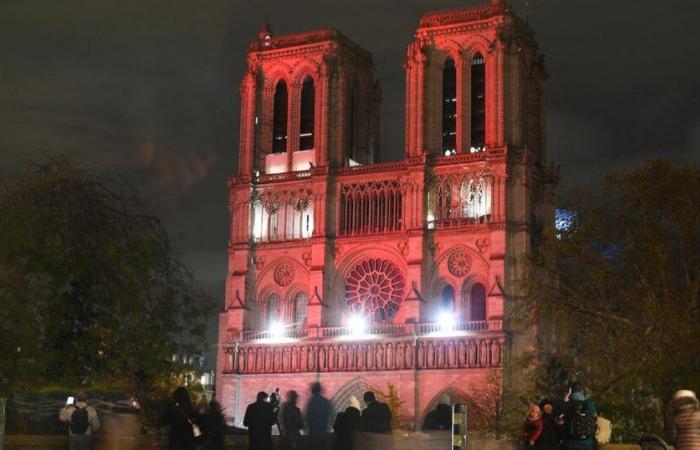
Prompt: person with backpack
<box><xmin>59</xmin><ymin>392</ymin><xmax>101</xmax><ymax>450</ymax></box>
<box><xmin>563</xmin><ymin>382</ymin><xmax>597</xmax><ymax>450</ymax></box>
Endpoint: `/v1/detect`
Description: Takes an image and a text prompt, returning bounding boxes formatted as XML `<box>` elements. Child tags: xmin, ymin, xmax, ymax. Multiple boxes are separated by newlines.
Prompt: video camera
<box><xmin>269</xmin><ymin>388</ymin><xmax>281</xmax><ymax>413</ymax></box>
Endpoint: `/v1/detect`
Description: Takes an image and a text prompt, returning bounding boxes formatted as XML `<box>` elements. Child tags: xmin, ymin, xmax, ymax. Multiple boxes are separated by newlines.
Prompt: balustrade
<box><xmin>227</xmin><ymin>320</ymin><xmax>501</xmax><ymax>343</ymax></box>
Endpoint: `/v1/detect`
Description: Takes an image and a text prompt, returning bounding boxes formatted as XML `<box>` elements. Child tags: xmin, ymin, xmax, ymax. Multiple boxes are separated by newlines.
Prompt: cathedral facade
<box><xmin>217</xmin><ymin>0</ymin><xmax>555</xmax><ymax>429</ymax></box>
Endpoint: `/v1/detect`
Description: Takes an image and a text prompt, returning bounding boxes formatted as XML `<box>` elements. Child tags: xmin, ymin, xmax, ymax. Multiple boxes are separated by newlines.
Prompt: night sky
<box><xmin>2</xmin><ymin>0</ymin><xmax>699</xmax><ymax>357</ymax></box>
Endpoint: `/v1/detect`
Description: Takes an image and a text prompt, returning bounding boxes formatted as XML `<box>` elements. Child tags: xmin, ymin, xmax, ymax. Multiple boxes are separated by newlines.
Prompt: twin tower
<box><xmin>236</xmin><ymin>0</ymin><xmax>546</xmax><ymax>180</ymax></box>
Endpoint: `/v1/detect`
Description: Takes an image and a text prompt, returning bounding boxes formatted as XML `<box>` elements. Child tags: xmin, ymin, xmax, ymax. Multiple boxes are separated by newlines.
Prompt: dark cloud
<box><xmin>2</xmin><ymin>0</ymin><xmax>700</xmax><ymax>361</ymax></box>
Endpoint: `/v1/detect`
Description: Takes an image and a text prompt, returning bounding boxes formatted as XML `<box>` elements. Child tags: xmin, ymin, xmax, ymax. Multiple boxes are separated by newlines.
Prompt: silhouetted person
<box><xmin>306</xmin><ymin>382</ymin><xmax>331</xmax><ymax>450</ymax></box>
<box><xmin>422</xmin><ymin>395</ymin><xmax>451</xmax><ymax>431</ymax></box>
<box><xmin>200</xmin><ymin>400</ymin><xmax>226</xmax><ymax>450</ymax></box>
<box><xmin>361</xmin><ymin>391</ymin><xmax>392</xmax><ymax>433</ymax></box>
<box><xmin>164</xmin><ymin>387</ymin><xmax>198</xmax><ymax>450</ymax></box>
<box><xmin>334</xmin><ymin>406</ymin><xmax>361</xmax><ymax>450</ymax></box>
<box><xmin>280</xmin><ymin>390</ymin><xmax>304</xmax><ymax>450</ymax></box>
<box><xmin>539</xmin><ymin>398</ymin><xmax>563</xmax><ymax>449</ymax></box>
<box><xmin>59</xmin><ymin>392</ymin><xmax>100</xmax><ymax>450</ymax></box>
<box><xmin>244</xmin><ymin>392</ymin><xmax>276</xmax><ymax>450</ymax></box>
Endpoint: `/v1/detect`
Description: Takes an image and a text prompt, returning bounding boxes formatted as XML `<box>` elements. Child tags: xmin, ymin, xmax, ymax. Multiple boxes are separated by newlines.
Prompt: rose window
<box><xmin>274</xmin><ymin>263</ymin><xmax>295</xmax><ymax>286</ymax></box>
<box><xmin>448</xmin><ymin>250</ymin><xmax>471</xmax><ymax>277</ymax></box>
<box><xmin>344</xmin><ymin>258</ymin><xmax>405</xmax><ymax>322</ymax></box>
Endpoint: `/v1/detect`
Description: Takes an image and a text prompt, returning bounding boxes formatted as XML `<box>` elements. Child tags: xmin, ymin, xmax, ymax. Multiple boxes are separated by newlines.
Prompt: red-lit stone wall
<box><xmin>217</xmin><ymin>0</ymin><xmax>555</xmax><ymax>430</ymax></box>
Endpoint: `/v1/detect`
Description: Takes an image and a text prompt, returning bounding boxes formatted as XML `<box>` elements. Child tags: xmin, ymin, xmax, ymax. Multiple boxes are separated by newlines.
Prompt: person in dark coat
<box><xmin>280</xmin><ymin>390</ymin><xmax>304</xmax><ymax>450</ymax></box>
<box><xmin>422</xmin><ymin>395</ymin><xmax>452</xmax><ymax>431</ymax></box>
<box><xmin>670</xmin><ymin>389</ymin><xmax>700</xmax><ymax>450</ymax></box>
<box><xmin>539</xmin><ymin>398</ymin><xmax>563</xmax><ymax>449</ymax></box>
<box><xmin>334</xmin><ymin>406</ymin><xmax>361</xmax><ymax>450</ymax></box>
<box><xmin>164</xmin><ymin>386</ymin><xmax>198</xmax><ymax>450</ymax></box>
<box><xmin>243</xmin><ymin>391</ymin><xmax>276</xmax><ymax>450</ymax></box>
<box><xmin>200</xmin><ymin>400</ymin><xmax>226</xmax><ymax>450</ymax></box>
<box><xmin>305</xmin><ymin>382</ymin><xmax>331</xmax><ymax>450</ymax></box>
<box><xmin>360</xmin><ymin>391</ymin><xmax>392</xmax><ymax>433</ymax></box>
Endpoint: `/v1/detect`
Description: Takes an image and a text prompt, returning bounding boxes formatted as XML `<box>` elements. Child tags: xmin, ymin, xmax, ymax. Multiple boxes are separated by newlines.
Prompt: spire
<box><xmin>258</xmin><ymin>21</ymin><xmax>272</xmax><ymax>42</ymax></box>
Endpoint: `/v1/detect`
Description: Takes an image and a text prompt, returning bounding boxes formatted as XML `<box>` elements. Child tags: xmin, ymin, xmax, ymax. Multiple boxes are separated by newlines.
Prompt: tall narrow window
<box><xmin>293</xmin><ymin>292</ymin><xmax>308</xmax><ymax>327</ymax></box>
<box><xmin>470</xmin><ymin>54</ymin><xmax>485</xmax><ymax>152</ymax></box>
<box><xmin>469</xmin><ymin>283</ymin><xmax>486</xmax><ymax>321</ymax></box>
<box><xmin>440</xmin><ymin>285</ymin><xmax>455</xmax><ymax>310</ymax></box>
<box><xmin>346</xmin><ymin>87</ymin><xmax>357</xmax><ymax>164</ymax></box>
<box><xmin>267</xmin><ymin>293</ymin><xmax>280</xmax><ymax>326</ymax></box>
<box><xmin>272</xmin><ymin>81</ymin><xmax>288</xmax><ymax>154</ymax></box>
<box><xmin>299</xmin><ymin>77</ymin><xmax>315</xmax><ymax>150</ymax></box>
<box><xmin>442</xmin><ymin>58</ymin><xmax>457</xmax><ymax>156</ymax></box>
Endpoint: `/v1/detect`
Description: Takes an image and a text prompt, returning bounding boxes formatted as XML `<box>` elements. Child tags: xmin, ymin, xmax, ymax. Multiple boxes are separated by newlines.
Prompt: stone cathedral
<box><xmin>217</xmin><ymin>0</ymin><xmax>555</xmax><ymax>429</ymax></box>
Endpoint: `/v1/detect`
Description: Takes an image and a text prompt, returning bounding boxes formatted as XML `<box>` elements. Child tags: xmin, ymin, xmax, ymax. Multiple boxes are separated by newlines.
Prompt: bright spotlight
<box><xmin>268</xmin><ymin>321</ymin><xmax>285</xmax><ymax>340</ymax></box>
<box><xmin>437</xmin><ymin>311</ymin><xmax>455</xmax><ymax>332</ymax></box>
<box><xmin>347</xmin><ymin>314</ymin><xmax>367</xmax><ymax>338</ymax></box>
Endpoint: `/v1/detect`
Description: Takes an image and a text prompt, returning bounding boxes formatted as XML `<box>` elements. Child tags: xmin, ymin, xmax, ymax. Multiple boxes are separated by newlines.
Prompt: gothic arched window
<box><xmin>299</xmin><ymin>77</ymin><xmax>315</xmax><ymax>150</ymax></box>
<box><xmin>272</xmin><ymin>80</ymin><xmax>288</xmax><ymax>154</ymax></box>
<box><xmin>442</xmin><ymin>58</ymin><xmax>457</xmax><ymax>155</ymax></box>
<box><xmin>470</xmin><ymin>53</ymin><xmax>485</xmax><ymax>152</ymax></box>
<box><xmin>293</xmin><ymin>292</ymin><xmax>308</xmax><ymax>327</ymax></box>
<box><xmin>346</xmin><ymin>86</ymin><xmax>357</xmax><ymax>164</ymax></box>
<box><xmin>440</xmin><ymin>285</ymin><xmax>455</xmax><ymax>310</ymax></box>
<box><xmin>267</xmin><ymin>293</ymin><xmax>280</xmax><ymax>326</ymax></box>
<box><xmin>469</xmin><ymin>283</ymin><xmax>486</xmax><ymax>321</ymax></box>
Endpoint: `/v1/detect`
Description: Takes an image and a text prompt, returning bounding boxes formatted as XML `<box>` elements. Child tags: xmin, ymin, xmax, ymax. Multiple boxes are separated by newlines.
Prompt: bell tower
<box><xmin>237</xmin><ymin>25</ymin><xmax>381</xmax><ymax>180</ymax></box>
<box><xmin>404</xmin><ymin>0</ymin><xmax>546</xmax><ymax>162</ymax></box>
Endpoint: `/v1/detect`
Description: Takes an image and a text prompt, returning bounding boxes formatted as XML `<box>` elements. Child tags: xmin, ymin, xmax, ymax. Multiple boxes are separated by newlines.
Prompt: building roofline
<box><xmin>248</xmin><ymin>27</ymin><xmax>373</xmax><ymax>61</ymax></box>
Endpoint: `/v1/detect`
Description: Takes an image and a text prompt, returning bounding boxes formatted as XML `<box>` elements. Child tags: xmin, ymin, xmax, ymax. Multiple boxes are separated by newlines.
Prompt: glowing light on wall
<box><xmin>268</xmin><ymin>320</ymin><xmax>285</xmax><ymax>340</ymax></box>
<box><xmin>437</xmin><ymin>311</ymin><xmax>455</xmax><ymax>332</ymax></box>
<box><xmin>347</xmin><ymin>314</ymin><xmax>367</xmax><ymax>338</ymax></box>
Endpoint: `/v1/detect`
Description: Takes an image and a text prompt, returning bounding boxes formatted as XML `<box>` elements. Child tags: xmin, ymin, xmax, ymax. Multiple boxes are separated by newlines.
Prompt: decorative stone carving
<box><xmin>302</xmin><ymin>251</ymin><xmax>312</xmax><ymax>267</ymax></box>
<box><xmin>274</xmin><ymin>263</ymin><xmax>295</xmax><ymax>286</ymax></box>
<box><xmin>476</xmin><ymin>238</ymin><xmax>490</xmax><ymax>253</ymax></box>
<box><xmin>254</xmin><ymin>255</ymin><xmax>266</xmax><ymax>270</ymax></box>
<box><xmin>448</xmin><ymin>250</ymin><xmax>472</xmax><ymax>277</ymax></box>
<box><xmin>345</xmin><ymin>258</ymin><xmax>405</xmax><ymax>322</ymax></box>
<box><xmin>397</xmin><ymin>240</ymin><xmax>409</xmax><ymax>257</ymax></box>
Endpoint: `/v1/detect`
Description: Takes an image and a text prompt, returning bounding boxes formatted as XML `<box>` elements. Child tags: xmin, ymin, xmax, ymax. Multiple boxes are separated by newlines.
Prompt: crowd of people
<box><xmin>160</xmin><ymin>382</ymin><xmax>391</xmax><ymax>450</ymax></box>
<box><xmin>518</xmin><ymin>382</ymin><xmax>600</xmax><ymax>450</ymax></box>
<box><xmin>517</xmin><ymin>382</ymin><xmax>700</xmax><ymax>450</ymax></box>
<box><xmin>57</xmin><ymin>382</ymin><xmax>699</xmax><ymax>450</ymax></box>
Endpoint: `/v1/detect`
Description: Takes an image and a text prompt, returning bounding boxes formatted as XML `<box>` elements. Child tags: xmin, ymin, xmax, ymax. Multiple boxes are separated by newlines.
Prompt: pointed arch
<box><xmin>272</xmin><ymin>80</ymin><xmax>288</xmax><ymax>154</ymax></box>
<box><xmin>470</xmin><ymin>52</ymin><xmax>485</xmax><ymax>151</ymax></box>
<box><xmin>299</xmin><ymin>76</ymin><xmax>315</xmax><ymax>150</ymax></box>
<box><xmin>421</xmin><ymin>385</ymin><xmax>469</xmax><ymax>428</ymax></box>
<box><xmin>442</xmin><ymin>57</ymin><xmax>457</xmax><ymax>155</ymax></box>
<box><xmin>461</xmin><ymin>278</ymin><xmax>487</xmax><ymax>322</ymax></box>
<box><xmin>329</xmin><ymin>377</ymin><xmax>368</xmax><ymax>426</ymax></box>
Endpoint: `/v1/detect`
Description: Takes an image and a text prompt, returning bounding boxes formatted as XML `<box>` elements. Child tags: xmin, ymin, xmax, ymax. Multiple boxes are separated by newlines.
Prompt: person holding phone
<box><xmin>59</xmin><ymin>392</ymin><xmax>100</xmax><ymax>450</ymax></box>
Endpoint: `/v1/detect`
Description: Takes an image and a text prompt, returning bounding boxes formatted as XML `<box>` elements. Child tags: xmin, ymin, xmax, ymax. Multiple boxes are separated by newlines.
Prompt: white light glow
<box><xmin>347</xmin><ymin>314</ymin><xmax>367</xmax><ymax>338</ymax></box>
<box><xmin>437</xmin><ymin>311</ymin><xmax>455</xmax><ymax>332</ymax></box>
<box><xmin>268</xmin><ymin>320</ymin><xmax>285</xmax><ymax>340</ymax></box>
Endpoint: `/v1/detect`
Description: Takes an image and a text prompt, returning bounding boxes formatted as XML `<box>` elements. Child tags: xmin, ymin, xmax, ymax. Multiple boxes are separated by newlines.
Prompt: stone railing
<box><xmin>221</xmin><ymin>334</ymin><xmax>505</xmax><ymax>375</ymax></box>
<box><xmin>230</xmin><ymin>320</ymin><xmax>502</xmax><ymax>343</ymax></box>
